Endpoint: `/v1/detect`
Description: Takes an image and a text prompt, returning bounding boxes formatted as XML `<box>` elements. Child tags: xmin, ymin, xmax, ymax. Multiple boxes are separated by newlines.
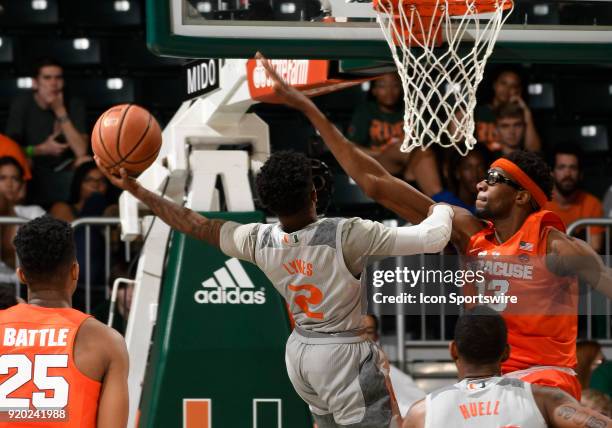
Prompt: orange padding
<box><xmin>491</xmin><ymin>158</ymin><xmax>548</xmax><ymax>209</ymax></box>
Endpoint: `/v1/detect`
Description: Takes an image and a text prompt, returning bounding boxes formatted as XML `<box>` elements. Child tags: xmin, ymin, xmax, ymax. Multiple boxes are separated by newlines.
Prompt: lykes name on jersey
<box><xmin>282</xmin><ymin>258</ymin><xmax>313</xmax><ymax>277</ymax></box>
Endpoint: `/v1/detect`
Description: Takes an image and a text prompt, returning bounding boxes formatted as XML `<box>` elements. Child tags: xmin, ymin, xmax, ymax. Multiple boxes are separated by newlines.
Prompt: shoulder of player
<box><xmin>451</xmin><ymin>206</ymin><xmax>486</xmax><ymax>251</ymax></box>
<box><xmin>78</xmin><ymin>317</ymin><xmax>128</xmax><ymax>360</ymax></box>
<box><xmin>403</xmin><ymin>398</ymin><xmax>426</xmax><ymax>428</ymax></box>
<box><xmin>546</xmin><ymin>228</ymin><xmax>591</xmax><ymax>256</ymax></box>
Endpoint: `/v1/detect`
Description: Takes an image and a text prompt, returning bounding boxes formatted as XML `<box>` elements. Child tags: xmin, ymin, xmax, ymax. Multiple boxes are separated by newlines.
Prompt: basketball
<box><xmin>91</xmin><ymin>104</ymin><xmax>162</xmax><ymax>175</ymax></box>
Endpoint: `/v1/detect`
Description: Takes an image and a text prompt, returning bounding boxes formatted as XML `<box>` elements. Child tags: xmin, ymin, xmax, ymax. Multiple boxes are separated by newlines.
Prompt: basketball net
<box><xmin>374</xmin><ymin>0</ymin><xmax>513</xmax><ymax>155</ymax></box>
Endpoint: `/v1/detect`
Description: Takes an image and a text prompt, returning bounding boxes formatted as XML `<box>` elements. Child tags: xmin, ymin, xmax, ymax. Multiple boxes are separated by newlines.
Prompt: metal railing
<box><xmin>0</xmin><ymin>216</ymin><xmax>130</xmax><ymax>314</ymax></box>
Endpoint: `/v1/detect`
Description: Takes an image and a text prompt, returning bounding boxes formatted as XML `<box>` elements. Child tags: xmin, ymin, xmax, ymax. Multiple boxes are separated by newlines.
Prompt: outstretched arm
<box><xmin>256</xmin><ymin>53</ymin><xmax>482</xmax><ymax>250</ymax></box>
<box><xmin>95</xmin><ymin>158</ymin><xmax>225</xmax><ymax>247</ymax></box>
<box><xmin>256</xmin><ymin>53</ymin><xmax>431</xmax><ymax>224</ymax></box>
<box><xmin>535</xmin><ymin>386</ymin><xmax>612</xmax><ymax>428</ymax></box>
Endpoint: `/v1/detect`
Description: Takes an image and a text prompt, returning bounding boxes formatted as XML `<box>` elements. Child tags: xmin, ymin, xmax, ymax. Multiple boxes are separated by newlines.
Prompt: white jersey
<box><xmin>425</xmin><ymin>377</ymin><xmax>546</xmax><ymax>428</ymax></box>
<box><xmin>254</xmin><ymin>218</ymin><xmax>362</xmax><ymax>333</ymax></box>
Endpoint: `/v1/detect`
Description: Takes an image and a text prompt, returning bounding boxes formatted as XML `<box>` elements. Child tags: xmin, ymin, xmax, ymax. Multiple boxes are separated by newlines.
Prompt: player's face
<box><xmin>553</xmin><ymin>154</ymin><xmax>580</xmax><ymax>196</ymax></box>
<box><xmin>457</xmin><ymin>152</ymin><xmax>486</xmax><ymax>195</ymax></box>
<box><xmin>372</xmin><ymin>73</ymin><xmax>402</xmax><ymax>110</ymax></box>
<box><xmin>0</xmin><ymin>164</ymin><xmax>24</xmax><ymax>204</ymax></box>
<box><xmin>496</xmin><ymin>117</ymin><xmax>525</xmax><ymax>150</ymax></box>
<box><xmin>475</xmin><ymin>168</ymin><xmax>521</xmax><ymax>219</ymax></box>
<box><xmin>34</xmin><ymin>65</ymin><xmax>64</xmax><ymax>100</ymax></box>
<box><xmin>493</xmin><ymin>71</ymin><xmax>521</xmax><ymax>104</ymax></box>
<box><xmin>80</xmin><ymin>168</ymin><xmax>108</xmax><ymax>202</ymax></box>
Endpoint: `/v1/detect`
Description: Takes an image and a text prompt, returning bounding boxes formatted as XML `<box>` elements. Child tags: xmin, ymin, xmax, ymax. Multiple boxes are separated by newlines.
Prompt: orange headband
<box><xmin>490</xmin><ymin>158</ymin><xmax>548</xmax><ymax>209</ymax></box>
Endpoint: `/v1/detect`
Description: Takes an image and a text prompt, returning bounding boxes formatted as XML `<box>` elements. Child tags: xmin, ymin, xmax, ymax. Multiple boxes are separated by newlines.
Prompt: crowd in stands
<box><xmin>0</xmin><ymin>57</ymin><xmax>610</xmax><ymax>341</ymax></box>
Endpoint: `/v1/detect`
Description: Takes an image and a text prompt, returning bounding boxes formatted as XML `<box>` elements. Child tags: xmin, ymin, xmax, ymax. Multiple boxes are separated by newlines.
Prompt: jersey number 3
<box><xmin>288</xmin><ymin>284</ymin><xmax>324</xmax><ymax>319</ymax></box>
<box><xmin>0</xmin><ymin>354</ymin><xmax>69</xmax><ymax>409</ymax></box>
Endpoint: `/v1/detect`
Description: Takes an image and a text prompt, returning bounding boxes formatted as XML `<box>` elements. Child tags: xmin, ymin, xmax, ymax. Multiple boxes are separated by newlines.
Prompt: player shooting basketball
<box><xmin>95</xmin><ymin>149</ymin><xmax>454</xmax><ymax>427</ymax></box>
<box><xmin>255</xmin><ymin>52</ymin><xmax>612</xmax><ymax>400</ymax></box>
<box><xmin>404</xmin><ymin>306</ymin><xmax>612</xmax><ymax>428</ymax></box>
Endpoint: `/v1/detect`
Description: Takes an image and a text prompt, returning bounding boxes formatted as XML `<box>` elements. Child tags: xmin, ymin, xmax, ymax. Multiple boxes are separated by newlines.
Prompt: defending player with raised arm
<box><xmin>0</xmin><ymin>216</ymin><xmax>129</xmax><ymax>428</ymax></box>
<box><xmin>256</xmin><ymin>52</ymin><xmax>612</xmax><ymax>399</ymax></box>
<box><xmin>96</xmin><ymin>150</ymin><xmax>453</xmax><ymax>428</ymax></box>
<box><xmin>403</xmin><ymin>306</ymin><xmax>612</xmax><ymax>428</ymax></box>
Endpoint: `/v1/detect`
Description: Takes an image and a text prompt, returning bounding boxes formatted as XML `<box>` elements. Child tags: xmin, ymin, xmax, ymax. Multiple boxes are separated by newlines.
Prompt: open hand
<box><xmin>255</xmin><ymin>52</ymin><xmax>313</xmax><ymax>111</ymax></box>
<box><xmin>94</xmin><ymin>156</ymin><xmax>141</xmax><ymax>194</ymax></box>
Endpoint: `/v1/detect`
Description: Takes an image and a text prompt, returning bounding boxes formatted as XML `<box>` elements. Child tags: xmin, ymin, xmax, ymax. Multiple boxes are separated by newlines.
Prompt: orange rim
<box><xmin>373</xmin><ymin>0</ymin><xmax>513</xmax><ymax>16</ymax></box>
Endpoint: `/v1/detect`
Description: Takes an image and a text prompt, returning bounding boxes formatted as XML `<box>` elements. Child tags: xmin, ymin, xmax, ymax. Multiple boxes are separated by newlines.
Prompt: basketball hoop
<box><xmin>373</xmin><ymin>0</ymin><xmax>513</xmax><ymax>155</ymax></box>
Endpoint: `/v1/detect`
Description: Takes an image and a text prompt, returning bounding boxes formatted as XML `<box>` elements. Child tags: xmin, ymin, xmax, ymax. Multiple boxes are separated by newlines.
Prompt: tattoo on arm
<box><xmin>556</xmin><ymin>405</ymin><xmax>608</xmax><ymax>428</ymax></box>
<box><xmin>137</xmin><ymin>186</ymin><xmax>225</xmax><ymax>247</ymax></box>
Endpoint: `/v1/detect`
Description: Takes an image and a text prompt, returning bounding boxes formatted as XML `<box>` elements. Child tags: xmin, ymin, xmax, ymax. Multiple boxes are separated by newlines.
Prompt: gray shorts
<box><xmin>285</xmin><ymin>328</ymin><xmax>399</xmax><ymax>428</ymax></box>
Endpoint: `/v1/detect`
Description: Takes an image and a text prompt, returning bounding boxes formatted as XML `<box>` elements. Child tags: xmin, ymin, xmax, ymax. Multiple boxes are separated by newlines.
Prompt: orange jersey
<box><xmin>466</xmin><ymin>210</ymin><xmax>578</xmax><ymax>374</ymax></box>
<box><xmin>0</xmin><ymin>304</ymin><xmax>101</xmax><ymax>427</ymax></box>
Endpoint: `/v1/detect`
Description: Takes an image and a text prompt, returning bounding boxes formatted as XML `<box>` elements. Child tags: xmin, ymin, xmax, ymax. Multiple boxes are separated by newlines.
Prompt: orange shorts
<box><xmin>509</xmin><ymin>368</ymin><xmax>581</xmax><ymax>400</ymax></box>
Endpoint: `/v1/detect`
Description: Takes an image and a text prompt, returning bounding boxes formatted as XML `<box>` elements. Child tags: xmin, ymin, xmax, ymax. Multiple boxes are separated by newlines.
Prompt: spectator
<box><xmin>493</xmin><ymin>102</ymin><xmax>533</xmax><ymax>156</ymax></box>
<box><xmin>5</xmin><ymin>58</ymin><xmax>89</xmax><ymax>207</ymax></box>
<box><xmin>0</xmin><ymin>156</ymin><xmax>45</xmax><ymax>268</ymax></box>
<box><xmin>544</xmin><ymin>144</ymin><xmax>604</xmax><ymax>252</ymax></box>
<box><xmin>603</xmin><ymin>184</ymin><xmax>612</xmax><ymax>218</ymax></box>
<box><xmin>347</xmin><ymin>73</ymin><xmax>458</xmax><ymax>202</ymax></box>
<box><xmin>581</xmin><ymin>389</ymin><xmax>612</xmax><ymax>418</ymax></box>
<box><xmin>474</xmin><ymin>68</ymin><xmax>541</xmax><ymax>153</ymax></box>
<box><xmin>50</xmin><ymin>161</ymin><xmax>116</xmax><ymax>311</ymax></box>
<box><xmin>0</xmin><ymin>134</ymin><xmax>32</xmax><ymax>180</ymax></box>
<box><xmin>576</xmin><ymin>340</ymin><xmax>604</xmax><ymax>390</ymax></box>
<box><xmin>444</xmin><ymin>146</ymin><xmax>488</xmax><ymax>213</ymax></box>
<box><xmin>363</xmin><ymin>314</ymin><xmax>425</xmax><ymax>415</ymax></box>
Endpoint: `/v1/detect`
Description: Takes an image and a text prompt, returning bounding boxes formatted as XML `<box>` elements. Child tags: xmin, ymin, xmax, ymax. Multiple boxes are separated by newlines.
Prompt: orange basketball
<box><xmin>91</xmin><ymin>104</ymin><xmax>162</xmax><ymax>175</ymax></box>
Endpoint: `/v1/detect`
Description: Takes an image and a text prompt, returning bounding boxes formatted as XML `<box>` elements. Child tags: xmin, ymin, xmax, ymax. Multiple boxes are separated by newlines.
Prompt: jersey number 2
<box><xmin>288</xmin><ymin>284</ymin><xmax>324</xmax><ymax>319</ymax></box>
<box><xmin>0</xmin><ymin>354</ymin><xmax>69</xmax><ymax>409</ymax></box>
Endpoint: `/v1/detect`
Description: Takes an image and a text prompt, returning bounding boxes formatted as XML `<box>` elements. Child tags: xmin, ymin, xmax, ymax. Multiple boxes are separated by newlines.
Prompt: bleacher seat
<box><xmin>0</xmin><ymin>78</ymin><xmax>33</xmax><ymax>109</ymax></box>
<box><xmin>65</xmin><ymin>0</ymin><xmax>142</xmax><ymax>29</ymax></box>
<box><xmin>68</xmin><ymin>77</ymin><xmax>136</xmax><ymax>110</ymax></box>
<box><xmin>0</xmin><ymin>36</ymin><xmax>13</xmax><ymax>64</ymax></box>
<box><xmin>550</xmin><ymin>124</ymin><xmax>609</xmax><ymax>153</ymax></box>
<box><xmin>527</xmin><ymin>82</ymin><xmax>555</xmax><ymax>110</ymax></box>
<box><xmin>21</xmin><ymin>37</ymin><xmax>101</xmax><ymax>67</ymax></box>
<box><xmin>106</xmin><ymin>37</ymin><xmax>184</xmax><ymax>72</ymax></box>
<box><xmin>0</xmin><ymin>0</ymin><xmax>59</xmax><ymax>27</ymax></box>
<box><xmin>558</xmin><ymin>79</ymin><xmax>612</xmax><ymax>119</ymax></box>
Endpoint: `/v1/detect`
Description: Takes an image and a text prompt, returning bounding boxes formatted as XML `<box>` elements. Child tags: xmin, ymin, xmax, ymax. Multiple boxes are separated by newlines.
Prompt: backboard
<box><xmin>148</xmin><ymin>0</ymin><xmax>612</xmax><ymax>64</ymax></box>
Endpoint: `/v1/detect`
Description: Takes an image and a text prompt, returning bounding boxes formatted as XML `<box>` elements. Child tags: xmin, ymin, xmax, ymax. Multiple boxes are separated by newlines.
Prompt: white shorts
<box><xmin>285</xmin><ymin>327</ymin><xmax>398</xmax><ymax>428</ymax></box>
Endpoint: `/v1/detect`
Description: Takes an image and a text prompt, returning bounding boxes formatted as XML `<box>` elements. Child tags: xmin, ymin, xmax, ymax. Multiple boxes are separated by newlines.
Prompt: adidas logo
<box><xmin>194</xmin><ymin>258</ymin><xmax>266</xmax><ymax>305</ymax></box>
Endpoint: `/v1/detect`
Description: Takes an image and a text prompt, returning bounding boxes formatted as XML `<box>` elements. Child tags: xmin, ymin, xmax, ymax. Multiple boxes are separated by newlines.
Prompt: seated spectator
<box><xmin>5</xmin><ymin>58</ymin><xmax>89</xmax><ymax>208</ymax></box>
<box><xmin>544</xmin><ymin>144</ymin><xmax>604</xmax><ymax>252</ymax></box>
<box><xmin>493</xmin><ymin>102</ymin><xmax>533</xmax><ymax>157</ymax></box>
<box><xmin>475</xmin><ymin>68</ymin><xmax>541</xmax><ymax>152</ymax></box>
<box><xmin>0</xmin><ymin>156</ymin><xmax>45</xmax><ymax>268</ymax></box>
<box><xmin>50</xmin><ymin>161</ymin><xmax>116</xmax><ymax>311</ymax></box>
<box><xmin>581</xmin><ymin>389</ymin><xmax>612</xmax><ymax>418</ymax></box>
<box><xmin>577</xmin><ymin>340</ymin><xmax>604</xmax><ymax>390</ymax></box>
<box><xmin>0</xmin><ymin>134</ymin><xmax>32</xmax><ymax>180</ymax></box>
<box><xmin>363</xmin><ymin>314</ymin><xmax>425</xmax><ymax>415</ymax></box>
<box><xmin>347</xmin><ymin>73</ymin><xmax>461</xmax><ymax>203</ymax></box>
<box><xmin>444</xmin><ymin>146</ymin><xmax>487</xmax><ymax>213</ymax></box>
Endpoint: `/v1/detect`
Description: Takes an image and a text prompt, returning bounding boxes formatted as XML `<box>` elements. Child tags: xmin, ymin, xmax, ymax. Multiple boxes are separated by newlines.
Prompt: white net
<box><xmin>374</xmin><ymin>0</ymin><xmax>513</xmax><ymax>155</ymax></box>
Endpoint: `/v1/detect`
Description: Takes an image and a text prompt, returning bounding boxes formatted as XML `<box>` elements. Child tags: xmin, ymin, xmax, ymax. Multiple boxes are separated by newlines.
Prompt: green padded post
<box><xmin>138</xmin><ymin>212</ymin><xmax>312</xmax><ymax>428</ymax></box>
